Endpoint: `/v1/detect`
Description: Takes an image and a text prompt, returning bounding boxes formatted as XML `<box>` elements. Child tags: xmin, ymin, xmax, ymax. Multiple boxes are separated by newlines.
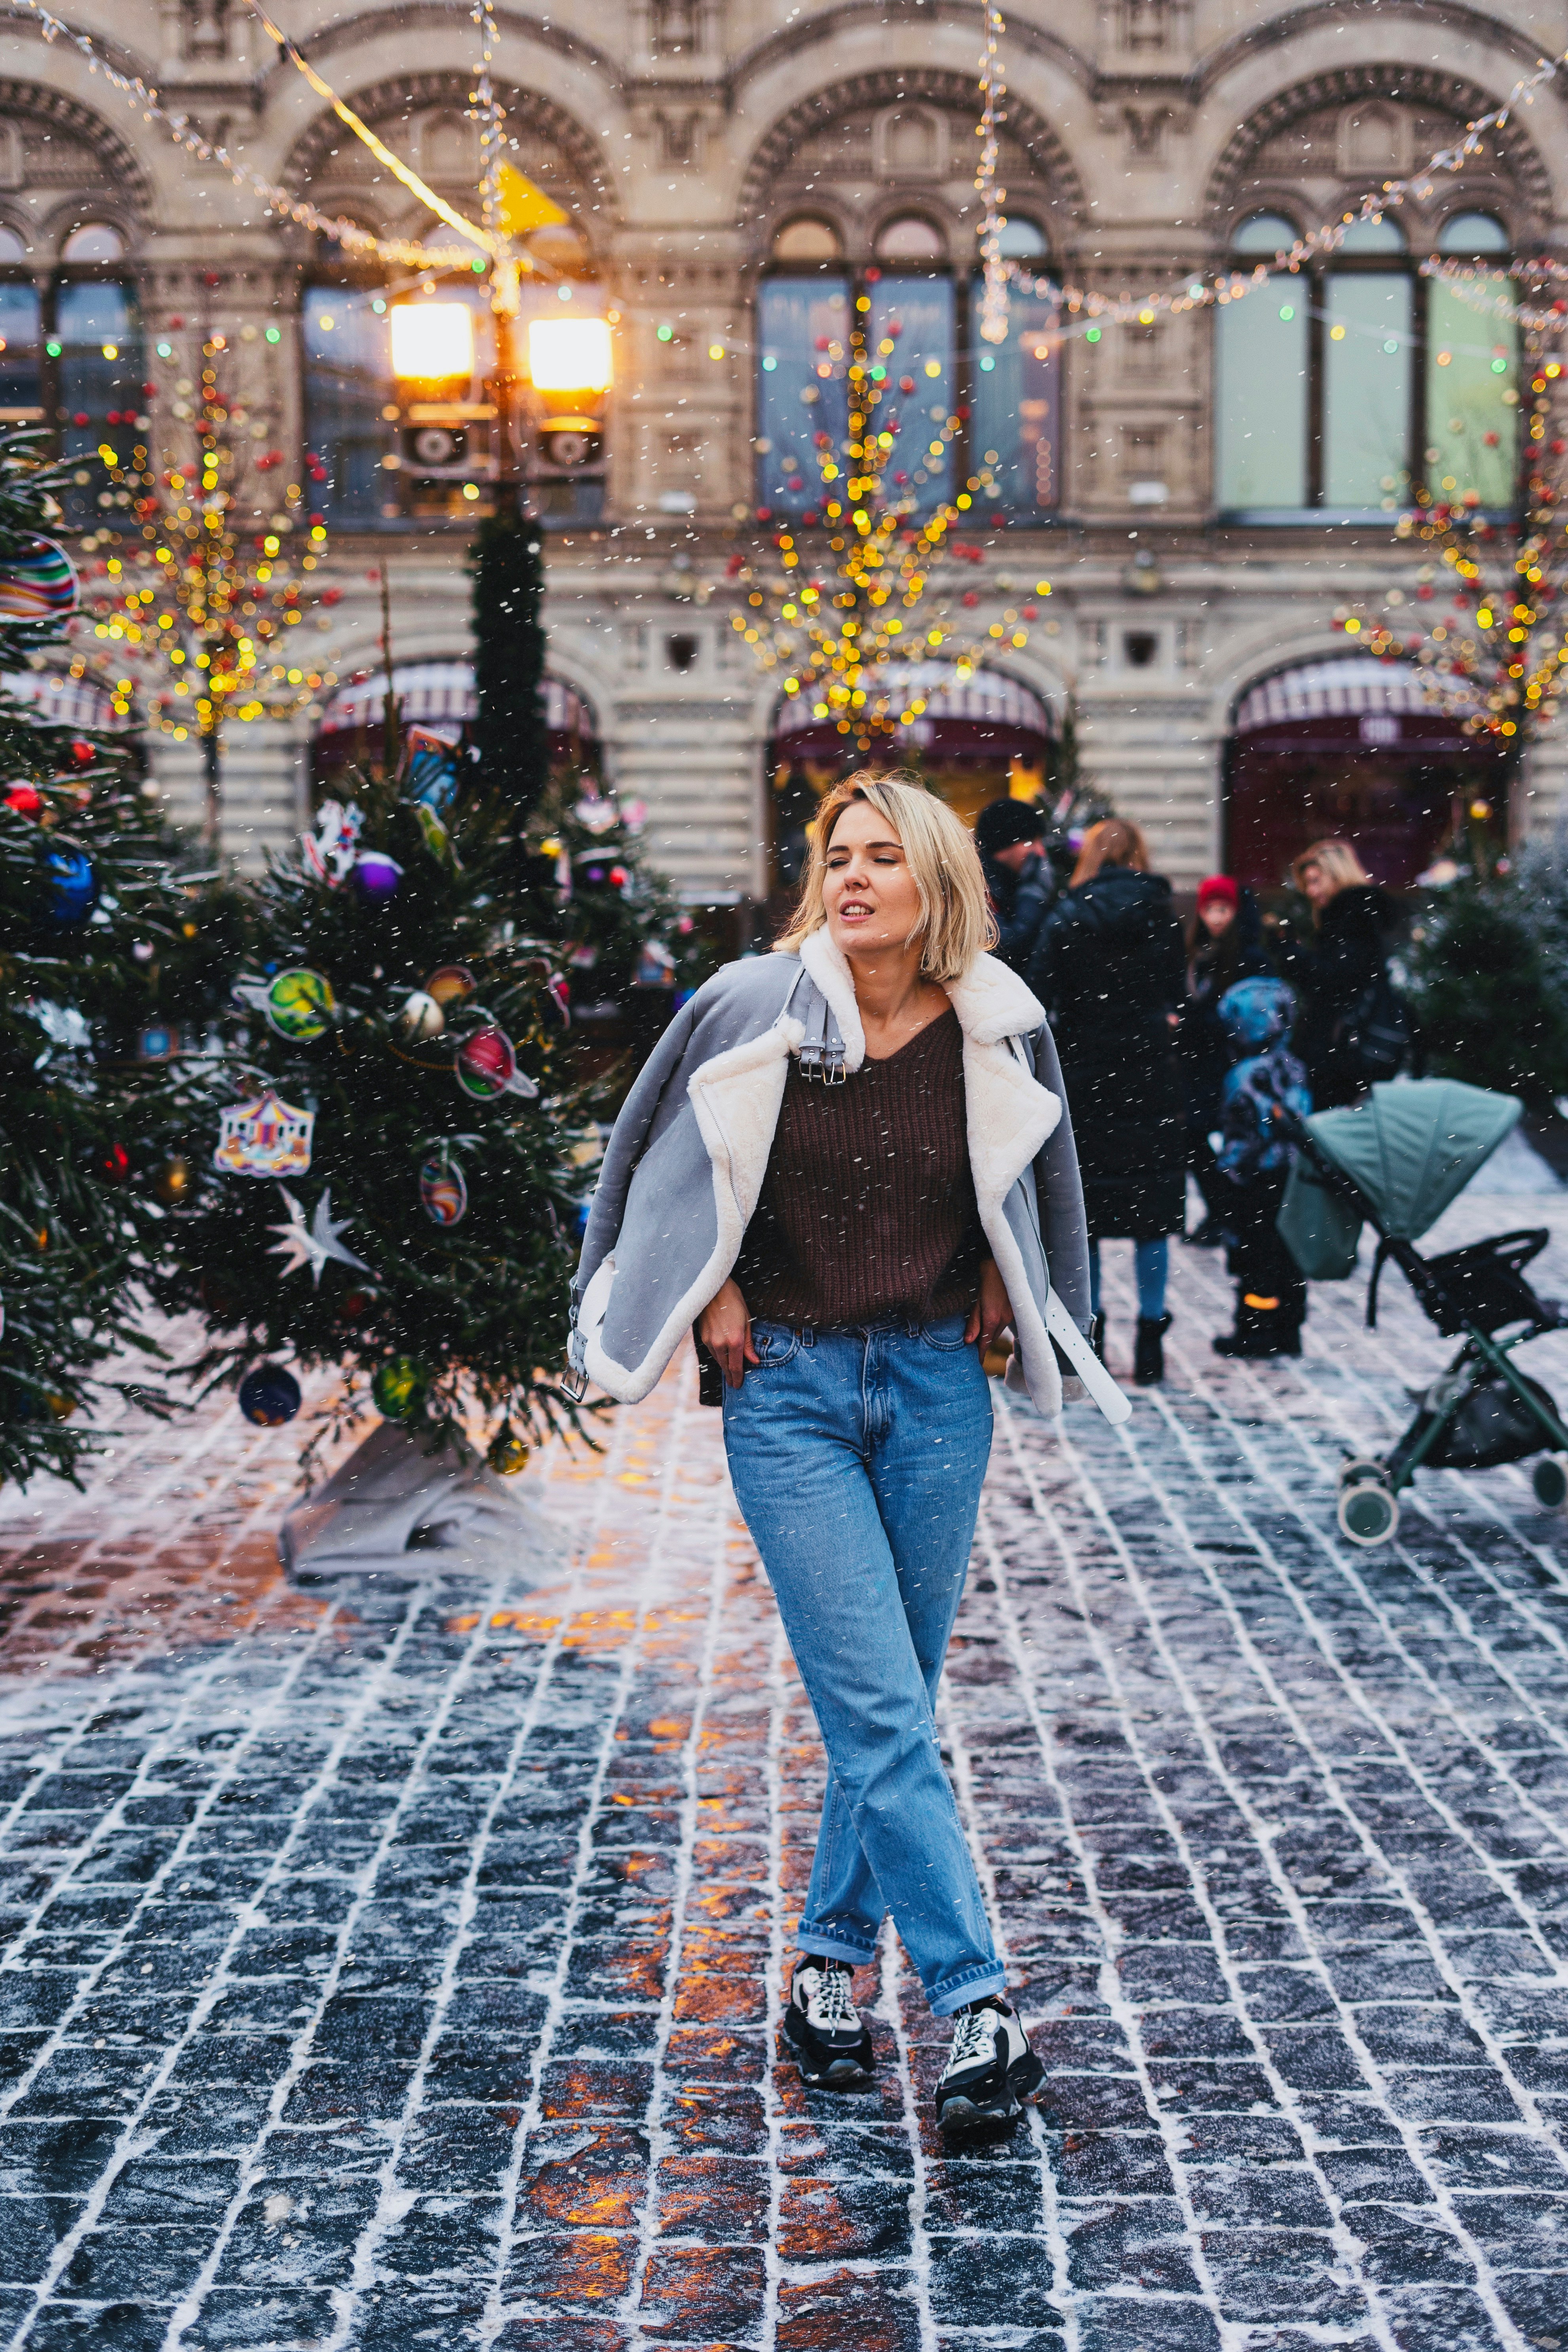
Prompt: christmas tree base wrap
<box><xmin>279</xmin><ymin>1421</ymin><xmax>568</xmax><ymax>1585</ymax></box>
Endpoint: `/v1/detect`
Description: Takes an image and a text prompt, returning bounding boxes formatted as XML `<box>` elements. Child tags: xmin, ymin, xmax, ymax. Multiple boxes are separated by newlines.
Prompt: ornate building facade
<box><xmin>0</xmin><ymin>0</ymin><xmax>1562</xmax><ymax>903</ymax></box>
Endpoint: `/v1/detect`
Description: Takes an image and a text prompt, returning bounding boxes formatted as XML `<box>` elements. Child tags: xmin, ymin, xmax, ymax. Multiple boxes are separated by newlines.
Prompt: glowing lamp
<box><xmin>389</xmin><ymin>303</ymin><xmax>474</xmax><ymax>382</ymax></box>
<box><xmin>528</xmin><ymin>317</ymin><xmax>612</xmax><ymax>394</ymax></box>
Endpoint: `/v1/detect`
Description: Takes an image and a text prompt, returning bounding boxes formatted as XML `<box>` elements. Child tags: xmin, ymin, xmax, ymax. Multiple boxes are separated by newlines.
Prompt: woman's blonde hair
<box><xmin>774</xmin><ymin>773</ymin><xmax>996</xmax><ymax>984</ymax></box>
<box><xmin>1071</xmin><ymin>817</ymin><xmax>1148</xmax><ymax>888</ymax></box>
<box><xmin>1290</xmin><ymin>838</ymin><xmax>1371</xmax><ymax>907</ymax></box>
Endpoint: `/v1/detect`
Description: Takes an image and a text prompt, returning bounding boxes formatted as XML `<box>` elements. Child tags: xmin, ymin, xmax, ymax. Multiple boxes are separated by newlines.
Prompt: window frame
<box><xmin>1217</xmin><ymin>208</ymin><xmax>1518</xmax><ymax>523</ymax></box>
<box><xmin>755</xmin><ymin>218</ymin><xmax>1060</xmax><ymax>531</ymax></box>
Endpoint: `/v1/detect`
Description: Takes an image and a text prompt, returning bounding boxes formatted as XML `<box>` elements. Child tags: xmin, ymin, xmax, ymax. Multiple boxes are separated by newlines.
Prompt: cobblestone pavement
<box><xmin>2</xmin><ymin>1188</ymin><xmax>1568</xmax><ymax>2350</ymax></box>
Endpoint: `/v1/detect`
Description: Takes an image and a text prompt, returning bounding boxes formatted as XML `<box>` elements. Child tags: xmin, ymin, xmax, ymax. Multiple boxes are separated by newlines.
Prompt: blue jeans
<box><xmin>1088</xmin><ymin>1236</ymin><xmax>1168</xmax><ymax>1320</ymax></box>
<box><xmin>721</xmin><ymin>1316</ymin><xmax>1004</xmax><ymax>2016</ymax></box>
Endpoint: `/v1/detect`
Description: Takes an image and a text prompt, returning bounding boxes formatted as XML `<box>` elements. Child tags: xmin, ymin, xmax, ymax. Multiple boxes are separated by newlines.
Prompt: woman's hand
<box><xmin>965</xmin><ymin>1257</ymin><xmax>1015</xmax><ymax>1356</ymax></box>
<box><xmin>698</xmin><ymin>1277</ymin><xmax>759</xmax><ymax>1389</ymax></box>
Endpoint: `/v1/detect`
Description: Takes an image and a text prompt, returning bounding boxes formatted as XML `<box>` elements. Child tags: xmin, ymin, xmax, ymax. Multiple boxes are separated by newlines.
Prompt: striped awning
<box><xmin>775</xmin><ymin>661</ymin><xmax>1054</xmax><ymax>739</ymax></box>
<box><xmin>1236</xmin><ymin>658</ymin><xmax>1481</xmax><ymax>732</ymax></box>
<box><xmin>317</xmin><ymin>661</ymin><xmax>594</xmax><ymax>738</ymax></box>
<box><xmin>2</xmin><ymin>669</ymin><xmax>128</xmax><ymax>732</ymax></box>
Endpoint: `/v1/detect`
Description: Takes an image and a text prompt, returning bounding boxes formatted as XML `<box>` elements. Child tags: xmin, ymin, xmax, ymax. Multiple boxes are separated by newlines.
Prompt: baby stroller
<box><xmin>1276</xmin><ymin>1079</ymin><xmax>1568</xmax><ymax>1547</ymax></box>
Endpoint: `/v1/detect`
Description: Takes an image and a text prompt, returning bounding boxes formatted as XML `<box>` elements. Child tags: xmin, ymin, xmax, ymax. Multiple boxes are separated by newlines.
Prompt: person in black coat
<box><xmin>975</xmin><ymin>796</ymin><xmax>1056</xmax><ymax>976</ymax></box>
<box><xmin>1029</xmin><ymin>818</ymin><xmax>1186</xmax><ymax>1385</ymax></box>
<box><xmin>1276</xmin><ymin>839</ymin><xmax>1401</xmax><ymax>1109</ymax></box>
<box><xmin>1180</xmin><ymin>875</ymin><xmax>1272</xmax><ymax>1246</ymax></box>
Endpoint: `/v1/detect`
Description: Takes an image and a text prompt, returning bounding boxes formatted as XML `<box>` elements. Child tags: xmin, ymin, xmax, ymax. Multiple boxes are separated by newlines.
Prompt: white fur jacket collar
<box><xmin>569</xmin><ymin>933</ymin><xmax>1121</xmax><ymax>1425</ymax></box>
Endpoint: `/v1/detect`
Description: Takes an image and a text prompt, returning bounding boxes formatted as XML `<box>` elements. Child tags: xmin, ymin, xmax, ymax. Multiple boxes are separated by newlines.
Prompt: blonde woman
<box><xmin>1282</xmin><ymin>838</ymin><xmax>1403</xmax><ymax>1107</ymax></box>
<box><xmin>570</xmin><ymin>775</ymin><xmax>1117</xmax><ymax>2145</ymax></box>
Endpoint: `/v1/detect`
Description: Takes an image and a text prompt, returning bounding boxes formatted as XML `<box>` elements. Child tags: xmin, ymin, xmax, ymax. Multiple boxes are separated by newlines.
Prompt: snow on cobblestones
<box><xmin>0</xmin><ymin>1199</ymin><xmax>1565</xmax><ymax>2346</ymax></box>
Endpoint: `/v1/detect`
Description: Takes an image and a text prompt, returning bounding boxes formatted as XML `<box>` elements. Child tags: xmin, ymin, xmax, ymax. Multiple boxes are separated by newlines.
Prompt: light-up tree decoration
<box><xmin>731</xmin><ymin>304</ymin><xmax>1048</xmax><ymax>757</ymax></box>
<box><xmin>1339</xmin><ymin>338</ymin><xmax>1568</xmax><ymax>756</ymax></box>
<box><xmin>74</xmin><ymin>328</ymin><xmax>339</xmax><ymax>842</ymax></box>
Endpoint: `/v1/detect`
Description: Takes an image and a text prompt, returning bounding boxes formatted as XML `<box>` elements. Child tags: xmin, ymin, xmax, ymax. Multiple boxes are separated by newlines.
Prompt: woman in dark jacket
<box><xmin>1030</xmin><ymin>818</ymin><xmax>1186</xmax><ymax>1385</ymax></box>
<box><xmin>1278</xmin><ymin>839</ymin><xmax>1401</xmax><ymax>1109</ymax></box>
<box><xmin>1181</xmin><ymin>876</ymin><xmax>1271</xmax><ymax>1246</ymax></box>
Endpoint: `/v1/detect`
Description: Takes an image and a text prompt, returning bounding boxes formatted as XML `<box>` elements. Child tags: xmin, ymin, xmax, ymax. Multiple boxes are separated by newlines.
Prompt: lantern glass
<box><xmin>528</xmin><ymin>317</ymin><xmax>612</xmax><ymax>393</ymax></box>
<box><xmin>389</xmin><ymin>303</ymin><xmax>475</xmax><ymax>382</ymax></box>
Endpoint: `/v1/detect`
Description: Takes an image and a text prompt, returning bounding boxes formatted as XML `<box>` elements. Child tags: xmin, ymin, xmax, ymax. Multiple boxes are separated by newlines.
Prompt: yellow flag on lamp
<box><xmin>497</xmin><ymin>161</ymin><xmax>569</xmax><ymax>236</ymax></box>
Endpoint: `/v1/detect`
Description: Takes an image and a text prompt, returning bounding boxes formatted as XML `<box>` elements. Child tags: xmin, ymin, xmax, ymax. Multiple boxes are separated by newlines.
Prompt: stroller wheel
<box><xmin>1532</xmin><ymin>1455</ymin><xmax>1568</xmax><ymax>1513</ymax></box>
<box><xmin>1339</xmin><ymin>1456</ymin><xmax>1388</xmax><ymax>1491</ymax></box>
<box><xmin>1338</xmin><ymin>1478</ymin><xmax>1400</xmax><ymax>1547</ymax></box>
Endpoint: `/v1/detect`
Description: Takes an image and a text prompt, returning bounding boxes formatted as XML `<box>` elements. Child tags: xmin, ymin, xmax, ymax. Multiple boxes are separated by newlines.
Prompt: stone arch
<box><xmin>0</xmin><ymin>80</ymin><xmax>153</xmax><ymax>228</ymax></box>
<box><xmin>283</xmin><ymin>72</ymin><xmax>618</xmax><ymax>233</ymax></box>
<box><xmin>1204</xmin><ymin>63</ymin><xmax>1551</xmax><ymax>236</ymax></box>
<box><xmin>737</xmin><ymin>67</ymin><xmax>1088</xmax><ymax>233</ymax></box>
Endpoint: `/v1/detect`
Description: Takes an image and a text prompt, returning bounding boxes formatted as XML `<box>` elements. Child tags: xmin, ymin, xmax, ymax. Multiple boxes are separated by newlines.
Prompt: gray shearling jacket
<box><xmin>569</xmin><ymin>927</ymin><xmax>1126</xmax><ymax>1424</ymax></box>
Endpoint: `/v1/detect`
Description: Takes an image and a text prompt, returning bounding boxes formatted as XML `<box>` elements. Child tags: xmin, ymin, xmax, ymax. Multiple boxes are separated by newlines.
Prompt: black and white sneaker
<box><xmin>783</xmin><ymin>1956</ymin><xmax>874</xmax><ymax>2089</ymax></box>
<box><xmin>934</xmin><ymin>1997</ymin><xmax>1044</xmax><ymax>2145</ymax></box>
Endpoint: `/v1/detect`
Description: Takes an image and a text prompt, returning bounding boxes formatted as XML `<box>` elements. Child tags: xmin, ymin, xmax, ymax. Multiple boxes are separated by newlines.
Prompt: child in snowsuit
<box><xmin>1212</xmin><ymin>977</ymin><xmax>1313</xmax><ymax>1359</ymax></box>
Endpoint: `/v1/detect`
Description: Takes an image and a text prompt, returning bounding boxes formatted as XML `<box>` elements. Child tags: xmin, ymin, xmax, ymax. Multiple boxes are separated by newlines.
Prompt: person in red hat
<box><xmin>1179</xmin><ymin>876</ymin><xmax>1270</xmax><ymax>1248</ymax></box>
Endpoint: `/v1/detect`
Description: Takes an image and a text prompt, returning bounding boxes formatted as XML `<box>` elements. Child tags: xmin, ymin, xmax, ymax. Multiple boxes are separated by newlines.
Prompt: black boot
<box><xmin>1213</xmin><ymin>1298</ymin><xmax>1298</xmax><ymax>1359</ymax></box>
<box><xmin>1134</xmin><ymin>1313</ymin><xmax>1171</xmax><ymax>1385</ymax></box>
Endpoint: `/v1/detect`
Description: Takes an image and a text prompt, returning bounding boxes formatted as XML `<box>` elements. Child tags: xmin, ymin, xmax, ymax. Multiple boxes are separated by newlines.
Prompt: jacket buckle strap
<box><xmin>797</xmin><ymin>988</ymin><xmax>847</xmax><ymax>1084</ymax></box>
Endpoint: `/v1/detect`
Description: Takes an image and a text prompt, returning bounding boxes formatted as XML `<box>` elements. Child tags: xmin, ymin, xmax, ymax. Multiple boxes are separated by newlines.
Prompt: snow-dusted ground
<box><xmin>0</xmin><ymin>1183</ymin><xmax>1567</xmax><ymax>2348</ymax></box>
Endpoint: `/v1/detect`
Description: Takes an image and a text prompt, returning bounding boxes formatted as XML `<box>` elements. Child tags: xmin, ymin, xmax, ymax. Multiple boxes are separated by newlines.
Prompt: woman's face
<box><xmin>1299</xmin><ymin>861</ymin><xmax>1332</xmax><ymax>909</ymax></box>
<box><xmin>1199</xmin><ymin>898</ymin><xmax>1236</xmax><ymax>940</ymax></box>
<box><xmin>821</xmin><ymin>800</ymin><xmax>925</xmax><ymax>961</ymax></box>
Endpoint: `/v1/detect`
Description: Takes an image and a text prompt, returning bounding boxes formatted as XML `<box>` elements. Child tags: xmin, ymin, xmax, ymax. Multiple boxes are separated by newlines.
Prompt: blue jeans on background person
<box><xmin>1088</xmin><ymin>1236</ymin><xmax>1168</xmax><ymax>1320</ymax></box>
<box><xmin>722</xmin><ymin>1315</ymin><xmax>1004</xmax><ymax>2017</ymax></box>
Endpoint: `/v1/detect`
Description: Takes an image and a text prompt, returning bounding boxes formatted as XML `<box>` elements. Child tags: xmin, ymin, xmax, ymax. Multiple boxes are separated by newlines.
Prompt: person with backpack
<box><xmin>1180</xmin><ymin>875</ymin><xmax>1271</xmax><ymax>1247</ymax></box>
<box><xmin>1210</xmin><ymin>978</ymin><xmax>1313</xmax><ymax>1359</ymax></box>
<box><xmin>1276</xmin><ymin>840</ymin><xmax>1408</xmax><ymax>1108</ymax></box>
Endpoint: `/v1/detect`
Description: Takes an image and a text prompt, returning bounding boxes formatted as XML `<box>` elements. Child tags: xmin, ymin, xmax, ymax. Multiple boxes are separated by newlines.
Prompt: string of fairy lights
<box><xmin>11</xmin><ymin>0</ymin><xmax>485</xmax><ymax>272</ymax></box>
<box><xmin>974</xmin><ymin>17</ymin><xmax>1568</xmax><ymax>343</ymax></box>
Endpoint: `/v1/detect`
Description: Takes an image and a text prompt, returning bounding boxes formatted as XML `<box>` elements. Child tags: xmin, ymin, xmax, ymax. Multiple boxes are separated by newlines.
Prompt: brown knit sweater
<box><xmin>737</xmin><ymin>1006</ymin><xmax>981</xmax><ymax>1328</ymax></box>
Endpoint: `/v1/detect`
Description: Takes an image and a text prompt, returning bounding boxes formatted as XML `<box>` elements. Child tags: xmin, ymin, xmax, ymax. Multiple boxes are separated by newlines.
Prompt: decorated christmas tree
<box><xmin>152</xmin><ymin>742</ymin><xmax>590</xmax><ymax>1476</ymax></box>
<box><xmin>0</xmin><ymin>426</ymin><xmax>196</xmax><ymax>1485</ymax></box>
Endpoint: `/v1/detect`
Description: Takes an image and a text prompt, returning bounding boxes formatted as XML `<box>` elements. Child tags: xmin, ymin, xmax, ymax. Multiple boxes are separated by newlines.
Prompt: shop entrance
<box><xmin>767</xmin><ymin>662</ymin><xmax>1058</xmax><ymax>904</ymax></box>
<box><xmin>312</xmin><ymin>661</ymin><xmax>596</xmax><ymax>791</ymax></box>
<box><xmin>1225</xmin><ymin>657</ymin><xmax>1507</xmax><ymax>891</ymax></box>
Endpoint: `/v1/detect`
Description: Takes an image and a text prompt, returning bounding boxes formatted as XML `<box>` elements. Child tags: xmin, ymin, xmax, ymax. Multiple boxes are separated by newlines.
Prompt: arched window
<box><xmin>755</xmin><ymin>209</ymin><xmax>1058</xmax><ymax>526</ymax></box>
<box><xmin>1428</xmin><ymin>212</ymin><xmax>1517</xmax><ymax>510</ymax></box>
<box><xmin>1216</xmin><ymin>207</ymin><xmax>1517</xmax><ymax>517</ymax></box>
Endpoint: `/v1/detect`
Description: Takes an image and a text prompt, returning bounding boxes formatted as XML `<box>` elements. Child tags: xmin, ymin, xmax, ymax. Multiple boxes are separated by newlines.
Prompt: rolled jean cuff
<box><xmin>796</xmin><ymin>1922</ymin><xmax>879</xmax><ymax>1969</ymax></box>
<box><xmin>927</xmin><ymin>1962</ymin><xmax>1008</xmax><ymax>2019</ymax></box>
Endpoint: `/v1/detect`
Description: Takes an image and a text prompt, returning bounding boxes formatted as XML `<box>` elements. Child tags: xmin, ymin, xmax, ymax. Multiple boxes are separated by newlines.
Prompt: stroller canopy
<box><xmin>1308</xmin><ymin>1079</ymin><xmax>1522</xmax><ymax>1239</ymax></box>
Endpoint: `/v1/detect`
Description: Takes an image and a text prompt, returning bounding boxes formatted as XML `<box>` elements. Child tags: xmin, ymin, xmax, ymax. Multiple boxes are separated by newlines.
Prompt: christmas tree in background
<box><xmin>0</xmin><ymin>426</ymin><xmax>197</xmax><ymax>1485</ymax></box>
<box><xmin>1338</xmin><ymin>331</ymin><xmax>1568</xmax><ymax>800</ymax></box>
<box><xmin>521</xmin><ymin>769</ymin><xmax>711</xmax><ymax>1044</ymax></box>
<box><xmin>150</xmin><ymin>736</ymin><xmax>590</xmax><ymax>1475</ymax></box>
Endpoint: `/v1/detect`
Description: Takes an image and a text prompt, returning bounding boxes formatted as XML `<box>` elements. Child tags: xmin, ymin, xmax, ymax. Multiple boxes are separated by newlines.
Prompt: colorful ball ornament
<box><xmin>399</xmin><ymin>990</ymin><xmax>444</xmax><ymax>1040</ymax></box>
<box><xmin>46</xmin><ymin>848</ymin><xmax>97</xmax><ymax>925</ymax></box>
<box><xmin>4</xmin><ymin>782</ymin><xmax>42</xmax><ymax>819</ymax></box>
<box><xmin>96</xmin><ymin>1143</ymin><xmax>130</xmax><ymax>1186</ymax></box>
<box><xmin>353</xmin><ymin>851</ymin><xmax>403</xmax><ymax>901</ymax></box>
<box><xmin>0</xmin><ymin>537</ymin><xmax>78</xmax><ymax>625</ymax></box>
<box><xmin>372</xmin><ymin>1357</ymin><xmax>428</xmax><ymax>1421</ymax></box>
<box><xmin>238</xmin><ymin>1363</ymin><xmax>302</xmax><ymax>1427</ymax></box>
<box><xmin>419</xmin><ymin>1152</ymin><xmax>468</xmax><ymax>1227</ymax></box>
<box><xmin>455</xmin><ymin>1024</ymin><xmax>537</xmax><ymax>1102</ymax></box>
<box><xmin>426</xmin><ymin>964</ymin><xmax>477</xmax><ymax>1009</ymax></box>
<box><xmin>263</xmin><ymin>968</ymin><xmax>335</xmax><ymax>1042</ymax></box>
